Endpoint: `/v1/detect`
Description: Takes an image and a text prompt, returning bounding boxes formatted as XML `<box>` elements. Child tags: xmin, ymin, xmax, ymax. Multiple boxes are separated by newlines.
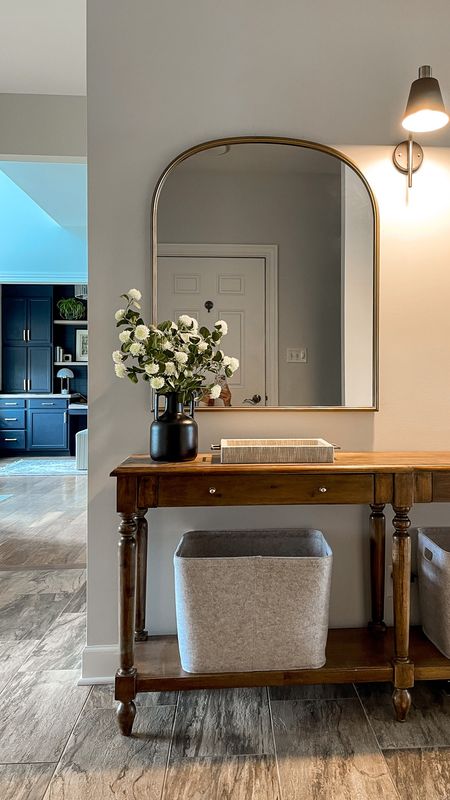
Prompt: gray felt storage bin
<box><xmin>174</xmin><ymin>528</ymin><xmax>333</xmax><ymax>673</ymax></box>
<box><xmin>418</xmin><ymin>527</ymin><xmax>450</xmax><ymax>658</ymax></box>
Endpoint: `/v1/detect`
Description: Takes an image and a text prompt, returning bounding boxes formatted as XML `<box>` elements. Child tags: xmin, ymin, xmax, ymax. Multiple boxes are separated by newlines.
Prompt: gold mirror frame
<box><xmin>151</xmin><ymin>136</ymin><xmax>379</xmax><ymax>411</ymax></box>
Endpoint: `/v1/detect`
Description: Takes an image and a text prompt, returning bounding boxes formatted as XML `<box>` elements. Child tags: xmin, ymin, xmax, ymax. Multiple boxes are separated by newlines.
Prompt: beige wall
<box><xmin>0</xmin><ymin>94</ymin><xmax>86</xmax><ymax>157</ymax></box>
<box><xmin>84</xmin><ymin>0</ymin><xmax>450</xmax><ymax>678</ymax></box>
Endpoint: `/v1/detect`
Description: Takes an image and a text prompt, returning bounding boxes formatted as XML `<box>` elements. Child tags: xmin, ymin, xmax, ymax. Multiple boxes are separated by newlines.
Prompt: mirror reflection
<box><xmin>155</xmin><ymin>140</ymin><xmax>377</xmax><ymax>409</ymax></box>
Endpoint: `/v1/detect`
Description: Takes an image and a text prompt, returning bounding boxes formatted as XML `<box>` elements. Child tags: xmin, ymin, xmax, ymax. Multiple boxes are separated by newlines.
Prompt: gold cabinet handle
<box><xmin>209</xmin><ymin>487</ymin><xmax>217</xmax><ymax>494</ymax></box>
<box><xmin>319</xmin><ymin>486</ymin><xmax>327</xmax><ymax>493</ymax></box>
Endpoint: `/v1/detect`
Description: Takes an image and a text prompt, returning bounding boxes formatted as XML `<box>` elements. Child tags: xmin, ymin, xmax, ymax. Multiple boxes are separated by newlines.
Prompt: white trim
<box><xmin>158</xmin><ymin>243</ymin><xmax>279</xmax><ymax>405</ymax></box>
<box><xmin>81</xmin><ymin>643</ymin><xmax>118</xmax><ymax>683</ymax></box>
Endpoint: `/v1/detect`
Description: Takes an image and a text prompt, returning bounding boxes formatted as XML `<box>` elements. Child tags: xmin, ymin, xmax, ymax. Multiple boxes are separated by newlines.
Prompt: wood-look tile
<box><xmin>163</xmin><ymin>755</ymin><xmax>280</xmax><ymax>800</ymax></box>
<box><xmin>269</xmin><ymin>683</ymin><xmax>357</xmax><ymax>701</ymax></box>
<box><xmin>0</xmin><ymin>669</ymin><xmax>89</xmax><ymax>763</ymax></box>
<box><xmin>0</xmin><ymin>538</ymin><xmax>85</xmax><ymax>569</ymax></box>
<box><xmin>357</xmin><ymin>681</ymin><xmax>450</xmax><ymax>749</ymax></box>
<box><xmin>0</xmin><ymin>763</ymin><xmax>56</xmax><ymax>800</ymax></box>
<box><xmin>0</xmin><ymin>639</ymin><xmax>40</xmax><ymax>689</ymax></box>
<box><xmin>62</xmin><ymin>582</ymin><xmax>86</xmax><ymax>614</ymax></box>
<box><xmin>171</xmin><ymin>688</ymin><xmax>273</xmax><ymax>759</ymax></box>
<box><xmin>85</xmin><ymin>682</ymin><xmax>177</xmax><ymax>710</ymax></box>
<box><xmin>19</xmin><ymin>613</ymin><xmax>86</xmax><ymax>672</ymax></box>
<box><xmin>271</xmin><ymin>699</ymin><xmax>399</xmax><ymax>800</ymax></box>
<box><xmin>44</xmin><ymin>707</ymin><xmax>173</xmax><ymax>800</ymax></box>
<box><xmin>0</xmin><ymin>593</ymin><xmax>74</xmax><ymax>641</ymax></box>
<box><xmin>383</xmin><ymin>747</ymin><xmax>450</xmax><ymax>800</ymax></box>
<box><xmin>0</xmin><ymin>568</ymin><xmax>85</xmax><ymax>601</ymax></box>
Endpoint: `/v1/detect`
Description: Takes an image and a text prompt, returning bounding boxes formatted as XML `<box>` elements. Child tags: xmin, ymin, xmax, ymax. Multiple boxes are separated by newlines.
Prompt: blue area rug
<box><xmin>0</xmin><ymin>458</ymin><xmax>86</xmax><ymax>475</ymax></box>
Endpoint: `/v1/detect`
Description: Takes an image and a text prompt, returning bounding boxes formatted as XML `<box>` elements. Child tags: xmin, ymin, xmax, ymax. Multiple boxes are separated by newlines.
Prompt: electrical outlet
<box><xmin>287</xmin><ymin>347</ymin><xmax>308</xmax><ymax>363</ymax></box>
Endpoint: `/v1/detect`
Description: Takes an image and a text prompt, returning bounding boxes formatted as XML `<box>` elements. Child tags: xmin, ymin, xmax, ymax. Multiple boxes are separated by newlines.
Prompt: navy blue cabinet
<box><xmin>3</xmin><ymin>298</ymin><xmax>27</xmax><ymax>344</ymax></box>
<box><xmin>3</xmin><ymin>347</ymin><xmax>28</xmax><ymax>392</ymax></box>
<box><xmin>0</xmin><ymin>397</ymin><xmax>69</xmax><ymax>453</ymax></box>
<box><xmin>2</xmin><ymin>287</ymin><xmax>53</xmax><ymax>394</ymax></box>
<box><xmin>2</xmin><ymin>346</ymin><xmax>51</xmax><ymax>393</ymax></box>
<box><xmin>28</xmin><ymin>348</ymin><xmax>52</xmax><ymax>392</ymax></box>
<box><xmin>28</xmin><ymin>408</ymin><xmax>68</xmax><ymax>450</ymax></box>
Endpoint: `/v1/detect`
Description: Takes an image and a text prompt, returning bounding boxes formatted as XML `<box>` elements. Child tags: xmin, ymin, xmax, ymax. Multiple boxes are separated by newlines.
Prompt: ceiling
<box><xmin>0</xmin><ymin>0</ymin><xmax>85</xmax><ymax>95</ymax></box>
<box><xmin>0</xmin><ymin>161</ymin><xmax>87</xmax><ymax>227</ymax></box>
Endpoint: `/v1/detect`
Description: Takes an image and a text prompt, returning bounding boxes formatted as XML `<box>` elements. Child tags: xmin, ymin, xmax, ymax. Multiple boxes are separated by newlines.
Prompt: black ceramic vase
<box><xmin>150</xmin><ymin>392</ymin><xmax>198</xmax><ymax>462</ymax></box>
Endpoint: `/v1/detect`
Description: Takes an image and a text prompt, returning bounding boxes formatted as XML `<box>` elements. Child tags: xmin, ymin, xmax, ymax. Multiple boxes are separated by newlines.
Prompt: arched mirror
<box><xmin>152</xmin><ymin>137</ymin><xmax>378</xmax><ymax>410</ymax></box>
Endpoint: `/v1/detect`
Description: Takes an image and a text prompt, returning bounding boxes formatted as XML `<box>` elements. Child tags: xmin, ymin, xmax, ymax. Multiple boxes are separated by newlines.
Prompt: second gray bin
<box><xmin>174</xmin><ymin>528</ymin><xmax>333</xmax><ymax>673</ymax></box>
<box><xmin>418</xmin><ymin>527</ymin><xmax>450</xmax><ymax>658</ymax></box>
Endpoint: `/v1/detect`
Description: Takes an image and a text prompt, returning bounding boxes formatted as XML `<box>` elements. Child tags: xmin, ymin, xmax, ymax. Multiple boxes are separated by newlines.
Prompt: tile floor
<box><xmin>1</xmin><ymin>474</ymin><xmax>450</xmax><ymax>798</ymax></box>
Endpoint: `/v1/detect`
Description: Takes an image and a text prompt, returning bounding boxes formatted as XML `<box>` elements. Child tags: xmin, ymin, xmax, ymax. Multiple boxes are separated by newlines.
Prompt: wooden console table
<box><xmin>111</xmin><ymin>451</ymin><xmax>450</xmax><ymax>736</ymax></box>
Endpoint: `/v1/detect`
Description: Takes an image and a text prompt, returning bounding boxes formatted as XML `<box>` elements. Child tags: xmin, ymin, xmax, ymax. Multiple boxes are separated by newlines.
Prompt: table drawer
<box><xmin>0</xmin><ymin>398</ymin><xmax>25</xmax><ymax>409</ymax></box>
<box><xmin>158</xmin><ymin>473</ymin><xmax>374</xmax><ymax>506</ymax></box>
<box><xmin>433</xmin><ymin>473</ymin><xmax>450</xmax><ymax>501</ymax></box>
<box><xmin>0</xmin><ymin>410</ymin><xmax>25</xmax><ymax>429</ymax></box>
<box><xmin>29</xmin><ymin>399</ymin><xmax>68</xmax><ymax>409</ymax></box>
<box><xmin>0</xmin><ymin>430</ymin><xmax>25</xmax><ymax>449</ymax></box>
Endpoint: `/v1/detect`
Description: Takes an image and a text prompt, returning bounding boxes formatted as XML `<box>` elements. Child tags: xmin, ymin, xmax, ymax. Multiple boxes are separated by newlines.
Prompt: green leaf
<box><xmin>127</xmin><ymin>372</ymin><xmax>138</xmax><ymax>383</ymax></box>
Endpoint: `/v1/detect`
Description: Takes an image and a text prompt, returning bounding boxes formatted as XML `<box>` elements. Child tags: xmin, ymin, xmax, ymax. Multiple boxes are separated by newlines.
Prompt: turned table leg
<box><xmin>392</xmin><ymin>503</ymin><xmax>414</xmax><ymax>722</ymax></box>
<box><xmin>369</xmin><ymin>503</ymin><xmax>387</xmax><ymax>633</ymax></box>
<box><xmin>116</xmin><ymin>512</ymin><xmax>137</xmax><ymax>736</ymax></box>
<box><xmin>134</xmin><ymin>508</ymin><xmax>149</xmax><ymax>642</ymax></box>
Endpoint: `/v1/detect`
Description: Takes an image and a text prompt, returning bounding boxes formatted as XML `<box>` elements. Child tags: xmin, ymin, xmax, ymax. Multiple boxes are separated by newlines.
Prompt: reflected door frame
<box><xmin>157</xmin><ymin>243</ymin><xmax>279</xmax><ymax>405</ymax></box>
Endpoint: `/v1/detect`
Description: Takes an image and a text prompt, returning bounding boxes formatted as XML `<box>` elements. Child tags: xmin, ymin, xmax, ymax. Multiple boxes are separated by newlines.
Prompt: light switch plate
<box><xmin>286</xmin><ymin>347</ymin><xmax>308</xmax><ymax>363</ymax></box>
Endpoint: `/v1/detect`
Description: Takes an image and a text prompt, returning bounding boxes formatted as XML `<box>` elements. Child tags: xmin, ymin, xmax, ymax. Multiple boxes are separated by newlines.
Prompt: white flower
<box><xmin>119</xmin><ymin>329</ymin><xmax>131</xmax><ymax>343</ymax></box>
<box><xmin>170</xmin><ymin>322</ymin><xmax>178</xmax><ymax>331</ymax></box>
<box><xmin>145</xmin><ymin>362</ymin><xmax>159</xmax><ymax>375</ymax></box>
<box><xmin>210</xmin><ymin>384</ymin><xmax>222</xmax><ymax>399</ymax></box>
<box><xmin>114</xmin><ymin>363</ymin><xmax>127</xmax><ymax>378</ymax></box>
<box><xmin>134</xmin><ymin>324</ymin><xmax>150</xmax><ymax>341</ymax></box>
<box><xmin>150</xmin><ymin>376</ymin><xmax>165</xmax><ymax>390</ymax></box>
<box><xmin>197</xmin><ymin>341</ymin><xmax>208</xmax><ymax>352</ymax></box>
<box><xmin>179</xmin><ymin>333</ymin><xmax>191</xmax><ymax>343</ymax></box>
<box><xmin>128</xmin><ymin>288</ymin><xmax>142</xmax><ymax>301</ymax></box>
<box><xmin>228</xmin><ymin>357</ymin><xmax>239</xmax><ymax>373</ymax></box>
<box><xmin>184</xmin><ymin>370</ymin><xmax>193</xmax><ymax>377</ymax></box>
<box><xmin>130</xmin><ymin>342</ymin><xmax>145</xmax><ymax>356</ymax></box>
<box><xmin>178</xmin><ymin>314</ymin><xmax>199</xmax><ymax>331</ymax></box>
<box><xmin>222</xmin><ymin>355</ymin><xmax>231</xmax><ymax>366</ymax></box>
<box><xmin>164</xmin><ymin>361</ymin><xmax>177</xmax><ymax>375</ymax></box>
<box><xmin>115</xmin><ymin>309</ymin><xmax>126</xmax><ymax>321</ymax></box>
<box><xmin>112</xmin><ymin>350</ymin><xmax>123</xmax><ymax>363</ymax></box>
<box><xmin>215</xmin><ymin>320</ymin><xmax>228</xmax><ymax>335</ymax></box>
<box><xmin>161</xmin><ymin>339</ymin><xmax>174</xmax><ymax>350</ymax></box>
<box><xmin>174</xmin><ymin>351</ymin><xmax>188</xmax><ymax>364</ymax></box>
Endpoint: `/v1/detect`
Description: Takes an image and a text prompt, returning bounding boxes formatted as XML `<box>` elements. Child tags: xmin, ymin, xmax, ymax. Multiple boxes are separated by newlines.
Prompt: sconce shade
<box><xmin>402</xmin><ymin>65</ymin><xmax>449</xmax><ymax>132</ymax></box>
<box><xmin>56</xmin><ymin>368</ymin><xmax>74</xmax><ymax>379</ymax></box>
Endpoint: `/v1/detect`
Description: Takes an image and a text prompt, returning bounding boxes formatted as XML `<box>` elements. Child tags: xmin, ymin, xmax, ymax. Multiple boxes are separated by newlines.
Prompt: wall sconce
<box><xmin>393</xmin><ymin>65</ymin><xmax>449</xmax><ymax>187</ymax></box>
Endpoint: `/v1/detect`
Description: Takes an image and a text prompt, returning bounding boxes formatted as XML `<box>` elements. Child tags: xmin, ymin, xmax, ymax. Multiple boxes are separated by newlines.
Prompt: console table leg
<box><xmin>392</xmin><ymin>504</ymin><xmax>413</xmax><ymax>722</ymax></box>
<box><xmin>368</xmin><ymin>503</ymin><xmax>387</xmax><ymax>633</ymax></box>
<box><xmin>134</xmin><ymin>508</ymin><xmax>149</xmax><ymax>642</ymax></box>
<box><xmin>116</xmin><ymin>512</ymin><xmax>137</xmax><ymax>736</ymax></box>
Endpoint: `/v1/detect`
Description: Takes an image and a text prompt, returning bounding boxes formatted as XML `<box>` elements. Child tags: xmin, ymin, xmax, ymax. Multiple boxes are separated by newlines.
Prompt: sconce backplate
<box><xmin>392</xmin><ymin>140</ymin><xmax>424</xmax><ymax>174</ymax></box>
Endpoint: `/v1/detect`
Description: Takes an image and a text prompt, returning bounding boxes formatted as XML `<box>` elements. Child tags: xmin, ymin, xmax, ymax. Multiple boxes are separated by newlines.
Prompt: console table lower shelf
<box><xmin>132</xmin><ymin>627</ymin><xmax>450</xmax><ymax>692</ymax></box>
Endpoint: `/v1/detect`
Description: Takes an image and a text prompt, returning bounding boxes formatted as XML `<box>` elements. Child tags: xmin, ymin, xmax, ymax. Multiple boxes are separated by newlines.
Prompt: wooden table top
<box><xmin>111</xmin><ymin>451</ymin><xmax>450</xmax><ymax>477</ymax></box>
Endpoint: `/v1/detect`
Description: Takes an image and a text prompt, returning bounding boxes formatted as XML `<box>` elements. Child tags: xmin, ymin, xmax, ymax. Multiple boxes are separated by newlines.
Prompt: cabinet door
<box><xmin>28</xmin><ymin>409</ymin><xmax>68</xmax><ymax>450</ymax></box>
<box><xmin>2</xmin><ymin>347</ymin><xmax>27</xmax><ymax>392</ymax></box>
<box><xmin>28</xmin><ymin>347</ymin><xmax>52</xmax><ymax>392</ymax></box>
<box><xmin>3</xmin><ymin>298</ymin><xmax>27</xmax><ymax>344</ymax></box>
<box><xmin>28</xmin><ymin>298</ymin><xmax>52</xmax><ymax>344</ymax></box>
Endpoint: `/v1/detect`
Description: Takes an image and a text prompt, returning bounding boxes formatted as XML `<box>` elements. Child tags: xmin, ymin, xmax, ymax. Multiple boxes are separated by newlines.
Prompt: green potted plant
<box><xmin>57</xmin><ymin>297</ymin><xmax>86</xmax><ymax>320</ymax></box>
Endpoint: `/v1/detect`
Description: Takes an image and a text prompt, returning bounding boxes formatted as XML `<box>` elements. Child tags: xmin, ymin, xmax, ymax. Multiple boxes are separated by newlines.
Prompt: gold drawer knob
<box><xmin>319</xmin><ymin>486</ymin><xmax>327</xmax><ymax>493</ymax></box>
<box><xmin>209</xmin><ymin>487</ymin><xmax>217</xmax><ymax>494</ymax></box>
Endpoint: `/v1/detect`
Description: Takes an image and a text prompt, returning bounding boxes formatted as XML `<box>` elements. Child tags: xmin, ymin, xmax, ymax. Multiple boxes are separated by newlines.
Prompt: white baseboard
<box><xmin>80</xmin><ymin>643</ymin><xmax>118</xmax><ymax>683</ymax></box>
